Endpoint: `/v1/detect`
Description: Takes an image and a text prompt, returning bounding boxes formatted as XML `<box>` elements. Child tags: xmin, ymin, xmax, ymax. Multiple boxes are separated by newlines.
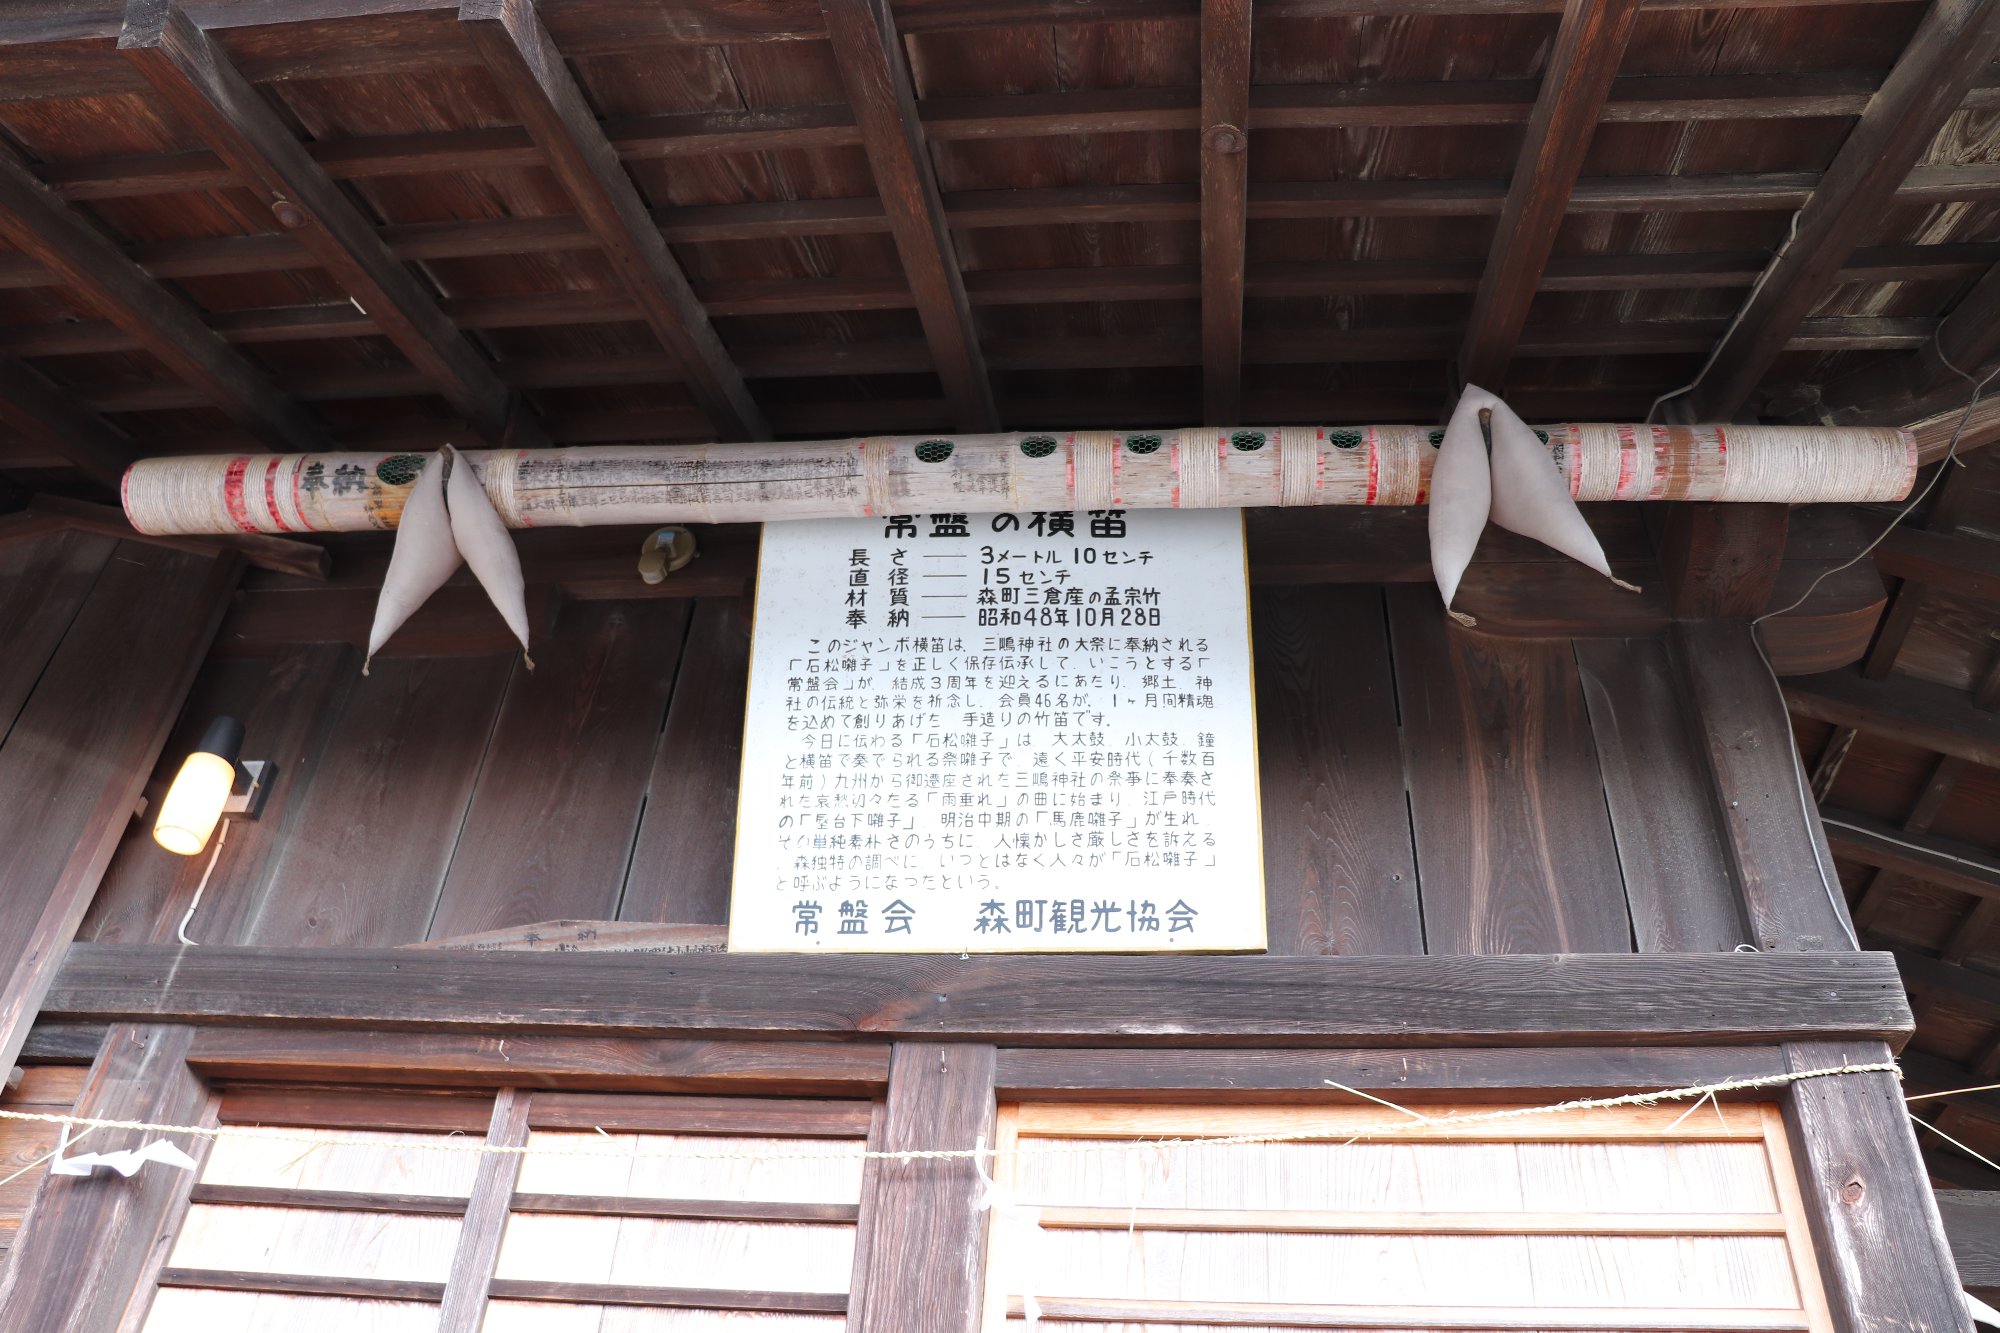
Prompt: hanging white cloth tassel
<box><xmin>443</xmin><ymin>444</ymin><xmax>534</xmax><ymax>670</ymax></box>
<box><xmin>363</xmin><ymin>449</ymin><xmax>460</xmax><ymax>674</ymax></box>
<box><xmin>1430</xmin><ymin>383</ymin><xmax>1639</xmax><ymax>626</ymax></box>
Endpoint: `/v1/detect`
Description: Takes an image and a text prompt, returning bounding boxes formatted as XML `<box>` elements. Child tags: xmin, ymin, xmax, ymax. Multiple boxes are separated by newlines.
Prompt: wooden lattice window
<box><xmin>979</xmin><ymin>1101</ymin><xmax>1836</xmax><ymax>1332</ymax></box>
<box><xmin>141</xmin><ymin>1087</ymin><xmax>873</xmax><ymax>1333</ymax></box>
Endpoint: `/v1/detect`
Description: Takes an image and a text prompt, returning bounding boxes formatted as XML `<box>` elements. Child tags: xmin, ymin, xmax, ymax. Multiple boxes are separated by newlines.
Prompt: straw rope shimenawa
<box><xmin>120</xmin><ymin>423</ymin><xmax>1917</xmax><ymax>536</ymax></box>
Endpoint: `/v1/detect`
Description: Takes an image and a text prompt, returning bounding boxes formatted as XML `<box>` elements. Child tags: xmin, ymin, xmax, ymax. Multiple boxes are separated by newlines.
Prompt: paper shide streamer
<box><xmin>363</xmin><ymin>445</ymin><xmax>534</xmax><ymax>675</ymax></box>
<box><xmin>1429</xmin><ymin>384</ymin><xmax>1641</xmax><ymax>627</ymax></box>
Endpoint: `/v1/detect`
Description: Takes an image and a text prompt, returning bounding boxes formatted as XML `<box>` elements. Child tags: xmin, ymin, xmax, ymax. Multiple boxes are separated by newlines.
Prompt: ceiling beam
<box><xmin>1198</xmin><ymin>0</ymin><xmax>1251</xmax><ymax>425</ymax></box>
<box><xmin>1784</xmin><ymin>666</ymin><xmax>2000</xmax><ymax>768</ymax></box>
<box><xmin>457</xmin><ymin>0</ymin><xmax>767</xmax><ymax>443</ymax></box>
<box><xmin>1847</xmin><ymin>753</ymin><xmax>1967</xmax><ymax>931</ymax></box>
<box><xmin>0</xmin><ymin>149</ymin><xmax>323</xmax><ymax>452</ymax></box>
<box><xmin>1456</xmin><ymin>0</ymin><xmax>1639</xmax><ymax>391</ymax></box>
<box><xmin>0</xmin><ymin>356</ymin><xmax>140</xmax><ymax>490</ymax></box>
<box><xmin>1826</xmin><ymin>808</ymin><xmax>2000</xmax><ymax>903</ymax></box>
<box><xmin>1668</xmin><ymin>0</ymin><xmax>2000</xmax><ymax>423</ymax></box>
<box><xmin>117</xmin><ymin>0</ymin><xmax>540</xmax><ymax>447</ymax></box>
<box><xmin>820</xmin><ymin>0</ymin><xmax>995</xmax><ymax>433</ymax></box>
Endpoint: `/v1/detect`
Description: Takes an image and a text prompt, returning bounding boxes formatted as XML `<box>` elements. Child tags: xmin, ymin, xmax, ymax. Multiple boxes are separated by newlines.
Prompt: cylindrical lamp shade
<box><xmin>153</xmin><ymin>717</ymin><xmax>244</xmax><ymax>856</ymax></box>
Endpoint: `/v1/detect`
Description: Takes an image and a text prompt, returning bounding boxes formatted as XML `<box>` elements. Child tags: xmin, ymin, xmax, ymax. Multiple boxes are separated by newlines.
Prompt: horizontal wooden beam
<box><xmin>1782</xmin><ymin>667</ymin><xmax>2000</xmax><ymax>768</ymax></box>
<box><xmin>0</xmin><ymin>354</ymin><xmax>138</xmax><ymax>489</ymax></box>
<box><xmin>1822</xmin><ymin>808</ymin><xmax>2000</xmax><ymax>901</ymax></box>
<box><xmin>44</xmin><ymin>945</ymin><xmax>1914</xmax><ymax>1047</ymax></box>
<box><xmin>1874</xmin><ymin>525</ymin><xmax>2000</xmax><ymax>604</ymax></box>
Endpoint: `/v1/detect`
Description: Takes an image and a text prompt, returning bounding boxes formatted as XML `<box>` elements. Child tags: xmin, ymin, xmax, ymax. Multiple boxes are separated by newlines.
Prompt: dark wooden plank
<box><xmin>0</xmin><ymin>1026</ymin><xmax>208</xmax><ymax>1333</ymax></box>
<box><xmin>188</xmin><ymin>1184</ymin><xmax>469</xmax><ymax>1215</ymax></box>
<box><xmin>1823</xmin><ymin>808</ymin><xmax>2000</xmax><ymax>903</ymax></box>
<box><xmin>511</xmin><ymin>1193</ymin><xmax>858</xmax><ymax>1222</ymax></box>
<box><xmin>1251</xmin><ymin>586</ymin><xmax>1421</xmax><ymax>956</ymax></box>
<box><xmin>1674</xmin><ymin>0</ymin><xmax>2000</xmax><ymax>422</ymax></box>
<box><xmin>1387</xmin><ymin>588</ymin><xmax>1632</xmax><ymax>955</ymax></box>
<box><xmin>1673</xmin><ymin>621</ymin><xmax>1855</xmax><ymax>953</ymax></box>
<box><xmin>247</xmin><ymin>654</ymin><xmax>515</xmax><ymax>946</ymax></box>
<box><xmin>1657</xmin><ymin>504</ymin><xmax>1790</xmax><ymax>620</ymax></box>
<box><xmin>0</xmin><ymin>358</ymin><xmax>138</xmax><ymax>490</ymax></box>
<box><xmin>995</xmin><ymin>1046</ymin><xmax>1790</xmax><ymax>1103</ymax></box>
<box><xmin>529</xmin><ymin>1092</ymin><xmax>873</xmax><ymax>1135</ymax></box>
<box><xmin>30</xmin><ymin>494</ymin><xmax>327</xmax><ymax>581</ymax></box>
<box><xmin>0</xmin><ymin>546</ymin><xmax>238</xmax><ymax>1075</ymax></box>
<box><xmin>0</xmin><ymin>530</ymin><xmax>112</xmax><ymax>747</ymax></box>
<box><xmin>458</xmin><ymin>0</ymin><xmax>766</xmax><ymax>442</ymax></box>
<box><xmin>820</xmin><ymin>0</ymin><xmax>995</xmax><ymax>433</ymax></box>
<box><xmin>1574</xmin><ymin>639</ymin><xmax>1746</xmax><ymax>953</ymax></box>
<box><xmin>118</xmin><ymin>0</ymin><xmax>537</xmax><ymax>446</ymax></box>
<box><xmin>216</xmin><ymin>1085</ymin><xmax>494</xmax><ymax>1132</ymax></box>
<box><xmin>1781</xmin><ymin>1040</ymin><xmax>1971</xmax><ymax>1333</ymax></box>
<box><xmin>427</xmin><ymin>601</ymin><xmax>692</xmax><ymax>939</ymax></box>
<box><xmin>1874</xmin><ymin>527</ymin><xmax>2000</xmax><ymax>605</ymax></box>
<box><xmin>46</xmin><ymin>945</ymin><xmax>1916</xmax><ymax>1048</ymax></box>
<box><xmin>211</xmin><ymin>583</ymin><xmax>561</xmax><ymax>660</ymax></box>
<box><xmin>155</xmin><ymin>1269</ymin><xmax>444</xmax><ymax>1302</ymax></box>
<box><xmin>16</xmin><ymin>1022</ymin><xmax>106</xmax><ymax>1065</ymax></box>
<box><xmin>1197</xmin><ymin>0</ymin><xmax>1250</xmax><ymax>425</ymax></box>
<box><xmin>621</xmin><ymin>597</ymin><xmax>750</xmax><ymax>925</ymax></box>
<box><xmin>438</xmin><ymin>1088</ymin><xmax>527</xmax><ymax>1333</ymax></box>
<box><xmin>0</xmin><ymin>154</ymin><xmax>321</xmax><ymax>453</ymax></box>
<box><xmin>487</xmin><ymin>1279</ymin><xmax>844</xmax><ymax>1312</ymax></box>
<box><xmin>1936</xmin><ymin>1190</ymin><xmax>2000</xmax><ymax>1297</ymax></box>
<box><xmin>1783</xmin><ymin>667</ymin><xmax>2000</xmax><ymax>769</ymax></box>
<box><xmin>1455</xmin><ymin>0</ymin><xmax>1639</xmax><ymax>389</ymax></box>
<box><xmin>852</xmin><ymin>1043</ymin><xmax>994</xmax><ymax>1333</ymax></box>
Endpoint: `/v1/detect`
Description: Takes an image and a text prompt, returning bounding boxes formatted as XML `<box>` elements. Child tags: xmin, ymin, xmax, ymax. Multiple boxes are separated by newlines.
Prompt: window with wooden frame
<box><xmin>142</xmin><ymin>1085</ymin><xmax>874</xmax><ymax>1332</ymax></box>
<box><xmin>978</xmin><ymin>1101</ymin><xmax>1836</xmax><ymax>1332</ymax></box>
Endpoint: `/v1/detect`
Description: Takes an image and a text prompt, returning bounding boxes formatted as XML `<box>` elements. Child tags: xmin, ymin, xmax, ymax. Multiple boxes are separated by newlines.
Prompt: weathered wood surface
<box><xmin>1784</xmin><ymin>666</ymin><xmax>2000</xmax><ymax>770</ymax></box>
<box><xmin>1389</xmin><ymin>589</ymin><xmax>1632</xmax><ymax>955</ymax></box>
<box><xmin>427</xmin><ymin>601</ymin><xmax>691</xmax><ymax>938</ymax></box>
<box><xmin>436</xmin><ymin>1088</ymin><xmax>527</xmax><ymax>1333</ymax></box>
<box><xmin>0</xmin><ymin>546</ymin><xmax>238</xmax><ymax>1077</ymax></box>
<box><xmin>1674</xmin><ymin>622</ymin><xmax>1855</xmax><ymax>953</ymax></box>
<box><xmin>1658</xmin><ymin>504</ymin><xmax>1790</xmax><ymax>620</ymax></box>
<box><xmin>1781</xmin><ymin>1040</ymin><xmax>1972</xmax><ymax>1333</ymax></box>
<box><xmin>620</xmin><ymin>597</ymin><xmax>752</xmax><ymax>925</ymax></box>
<box><xmin>1936</xmin><ymin>1190</ymin><xmax>2000</xmax><ymax>1299</ymax></box>
<box><xmin>851</xmin><ymin>1044</ymin><xmax>995</xmax><ymax>1333</ymax></box>
<box><xmin>1250</xmin><ymin>587</ymin><xmax>1421</xmax><ymax>956</ymax></box>
<box><xmin>1197</xmin><ymin>0</ymin><xmax>1250</xmax><ymax>424</ymax></box>
<box><xmin>1573</xmin><ymin>639</ymin><xmax>1747</xmax><ymax>952</ymax></box>
<box><xmin>0</xmin><ymin>531</ymin><xmax>114</xmax><ymax>747</ymax></box>
<box><xmin>43</xmin><ymin>946</ymin><xmax>1914</xmax><ymax>1046</ymax></box>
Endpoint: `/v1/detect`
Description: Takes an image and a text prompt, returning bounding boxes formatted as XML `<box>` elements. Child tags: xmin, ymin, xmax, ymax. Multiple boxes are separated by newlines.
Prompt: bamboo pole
<box><xmin>121</xmin><ymin>424</ymin><xmax>1916</xmax><ymax>535</ymax></box>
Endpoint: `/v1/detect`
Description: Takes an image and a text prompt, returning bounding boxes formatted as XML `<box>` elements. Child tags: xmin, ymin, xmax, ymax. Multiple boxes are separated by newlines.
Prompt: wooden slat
<box><xmin>1673</xmin><ymin>0</ymin><xmax>2000</xmax><ymax>421</ymax></box>
<box><xmin>1387</xmin><ymin>589</ymin><xmax>1632</xmax><ymax>955</ymax></box>
<box><xmin>1008</xmin><ymin>1295</ymin><xmax>1811</xmax><ymax>1330</ymax></box>
<box><xmin>1782</xmin><ymin>666</ymin><xmax>2000</xmax><ymax>769</ymax></box>
<box><xmin>458</xmin><ymin>0</ymin><xmax>766</xmax><ymax>442</ymax></box>
<box><xmin>45</xmin><ymin>945</ymin><xmax>1916</xmax><ymax>1047</ymax></box>
<box><xmin>1197</xmin><ymin>0</ymin><xmax>1250</xmax><ymax>424</ymax></box>
<box><xmin>0</xmin><ymin>154</ymin><xmax>321</xmax><ymax>453</ymax></box>
<box><xmin>154</xmin><ymin>1269</ymin><xmax>443</xmax><ymax>1302</ymax></box>
<box><xmin>215</xmin><ymin>1085</ymin><xmax>495</xmax><ymax>1132</ymax></box>
<box><xmin>527</xmin><ymin>1092</ymin><xmax>873</xmax><ymax>1135</ymax></box>
<box><xmin>186</xmin><ymin>1027</ymin><xmax>890</xmax><ymax>1094</ymax></box>
<box><xmin>1823</xmin><ymin>808</ymin><xmax>2000</xmax><ymax>902</ymax></box>
<box><xmin>620</xmin><ymin>597</ymin><xmax>751</xmax><ymax>925</ymax></box>
<box><xmin>510</xmin><ymin>1194</ymin><xmax>859</xmax><ymax>1223</ymax></box>
<box><xmin>1031</xmin><ymin>1206</ymin><xmax>1790</xmax><ymax>1235</ymax></box>
<box><xmin>117</xmin><ymin>0</ymin><xmax>536</xmax><ymax>446</ymax></box>
<box><xmin>0</xmin><ymin>1026</ymin><xmax>210</xmax><ymax>1333</ymax></box>
<box><xmin>437</xmin><ymin>1088</ymin><xmax>528</xmax><ymax>1333</ymax></box>
<box><xmin>819</xmin><ymin>0</ymin><xmax>995</xmax><ymax>432</ymax></box>
<box><xmin>486</xmin><ymin>1279</ymin><xmax>846</xmax><ymax>1311</ymax></box>
<box><xmin>1009</xmin><ymin>1099</ymin><xmax>1769</xmax><ymax>1141</ymax></box>
<box><xmin>1252</xmin><ymin>587</ymin><xmax>1421</xmax><ymax>956</ymax></box>
<box><xmin>187</xmin><ymin>1184</ymin><xmax>470</xmax><ymax>1215</ymax></box>
<box><xmin>1574</xmin><ymin>638</ymin><xmax>1747</xmax><ymax>952</ymax></box>
<box><xmin>427</xmin><ymin>601</ymin><xmax>692</xmax><ymax>939</ymax></box>
<box><xmin>1673</xmin><ymin>621</ymin><xmax>1854</xmax><ymax>953</ymax></box>
<box><xmin>852</xmin><ymin>1043</ymin><xmax>994</xmax><ymax>1333</ymax></box>
<box><xmin>0</xmin><ymin>530</ymin><xmax>112</xmax><ymax>748</ymax></box>
<box><xmin>0</xmin><ymin>358</ymin><xmax>137</xmax><ymax>490</ymax></box>
<box><xmin>1456</xmin><ymin>0</ymin><xmax>1639</xmax><ymax>389</ymax></box>
<box><xmin>0</xmin><ymin>546</ymin><xmax>238</xmax><ymax>1076</ymax></box>
<box><xmin>1781</xmin><ymin>1040</ymin><xmax>1971</xmax><ymax>1333</ymax></box>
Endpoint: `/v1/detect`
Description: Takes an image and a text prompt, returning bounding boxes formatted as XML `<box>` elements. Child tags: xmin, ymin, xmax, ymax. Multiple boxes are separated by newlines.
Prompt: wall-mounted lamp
<box><xmin>152</xmin><ymin>717</ymin><xmax>269</xmax><ymax>856</ymax></box>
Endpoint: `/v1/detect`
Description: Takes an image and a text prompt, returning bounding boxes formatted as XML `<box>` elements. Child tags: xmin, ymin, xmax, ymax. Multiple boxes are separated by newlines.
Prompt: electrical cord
<box><xmin>175</xmin><ymin>815</ymin><xmax>229</xmax><ymax>947</ymax></box>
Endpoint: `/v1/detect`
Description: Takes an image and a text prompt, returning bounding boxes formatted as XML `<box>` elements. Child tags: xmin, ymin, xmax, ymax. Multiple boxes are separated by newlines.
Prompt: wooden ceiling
<box><xmin>2</xmin><ymin>0</ymin><xmax>2000</xmax><ymax>491</ymax></box>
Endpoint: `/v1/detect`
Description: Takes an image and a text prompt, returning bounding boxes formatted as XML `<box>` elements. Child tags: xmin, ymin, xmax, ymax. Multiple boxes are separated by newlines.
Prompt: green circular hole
<box><xmin>1534</xmin><ymin>429</ymin><xmax>1551</xmax><ymax>445</ymax></box>
<box><xmin>1329</xmin><ymin>430</ymin><xmax>1363</xmax><ymax>450</ymax></box>
<box><xmin>375</xmin><ymin>453</ymin><xmax>426</xmax><ymax>486</ymax></box>
<box><xmin>1019</xmin><ymin>436</ymin><xmax>1057</xmax><ymax>459</ymax></box>
<box><xmin>1125</xmin><ymin>434</ymin><xmax>1162</xmax><ymax>455</ymax></box>
<box><xmin>914</xmin><ymin>439</ymin><xmax>954</xmax><ymax>464</ymax></box>
<box><xmin>1230</xmin><ymin>430</ymin><xmax>1266</xmax><ymax>452</ymax></box>
<box><xmin>1427</xmin><ymin>429</ymin><xmax>1445</xmax><ymax>448</ymax></box>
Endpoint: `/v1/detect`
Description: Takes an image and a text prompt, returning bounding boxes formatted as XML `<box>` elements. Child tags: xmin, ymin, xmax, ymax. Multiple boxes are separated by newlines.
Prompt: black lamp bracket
<box><xmin>225</xmin><ymin>760</ymin><xmax>271</xmax><ymax>820</ymax></box>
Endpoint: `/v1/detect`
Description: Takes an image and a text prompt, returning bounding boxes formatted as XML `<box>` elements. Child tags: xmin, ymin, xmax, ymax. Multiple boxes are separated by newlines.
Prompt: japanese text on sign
<box><xmin>728</xmin><ymin>508</ymin><xmax>1265</xmax><ymax>953</ymax></box>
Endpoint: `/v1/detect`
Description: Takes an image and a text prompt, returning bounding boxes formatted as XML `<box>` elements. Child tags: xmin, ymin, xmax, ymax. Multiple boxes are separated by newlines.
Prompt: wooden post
<box><xmin>437</xmin><ymin>1089</ymin><xmax>531</xmax><ymax>1332</ymax></box>
<box><xmin>1198</xmin><ymin>0</ymin><xmax>1251</xmax><ymax>425</ymax></box>
<box><xmin>851</xmin><ymin>1043</ymin><xmax>996</xmax><ymax>1333</ymax></box>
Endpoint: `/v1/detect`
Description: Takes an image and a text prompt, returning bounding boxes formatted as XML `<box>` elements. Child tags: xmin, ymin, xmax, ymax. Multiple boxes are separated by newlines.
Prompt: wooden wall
<box><xmin>74</xmin><ymin>575</ymin><xmax>1775</xmax><ymax>958</ymax></box>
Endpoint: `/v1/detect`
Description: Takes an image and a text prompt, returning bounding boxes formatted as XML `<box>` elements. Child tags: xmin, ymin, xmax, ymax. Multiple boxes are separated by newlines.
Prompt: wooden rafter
<box><xmin>1198</xmin><ymin>0</ymin><xmax>1251</xmax><ymax>425</ymax></box>
<box><xmin>1456</xmin><ymin>0</ymin><xmax>1640</xmax><ymax>391</ymax></box>
<box><xmin>0</xmin><ymin>149</ymin><xmax>323</xmax><ymax>452</ymax></box>
<box><xmin>1669</xmin><ymin>0</ymin><xmax>2000</xmax><ymax>422</ymax></box>
<box><xmin>819</xmin><ymin>0</ymin><xmax>997</xmax><ymax>433</ymax></box>
<box><xmin>0</xmin><ymin>355</ymin><xmax>138</xmax><ymax>489</ymax></box>
<box><xmin>457</xmin><ymin>0</ymin><xmax>768</xmax><ymax>442</ymax></box>
<box><xmin>1783</xmin><ymin>666</ymin><xmax>2000</xmax><ymax>769</ymax></box>
<box><xmin>117</xmin><ymin>0</ymin><xmax>543</xmax><ymax>447</ymax></box>
<box><xmin>1862</xmin><ymin>450</ymin><xmax>2000</xmax><ymax>677</ymax></box>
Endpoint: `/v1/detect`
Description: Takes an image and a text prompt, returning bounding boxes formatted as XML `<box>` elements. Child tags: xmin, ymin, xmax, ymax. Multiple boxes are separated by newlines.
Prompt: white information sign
<box><xmin>728</xmin><ymin>506</ymin><xmax>1265</xmax><ymax>953</ymax></box>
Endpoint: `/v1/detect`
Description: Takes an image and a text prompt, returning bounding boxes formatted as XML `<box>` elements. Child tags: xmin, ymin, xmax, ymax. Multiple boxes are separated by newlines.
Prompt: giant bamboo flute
<box><xmin>121</xmin><ymin>423</ymin><xmax>1916</xmax><ymax>535</ymax></box>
